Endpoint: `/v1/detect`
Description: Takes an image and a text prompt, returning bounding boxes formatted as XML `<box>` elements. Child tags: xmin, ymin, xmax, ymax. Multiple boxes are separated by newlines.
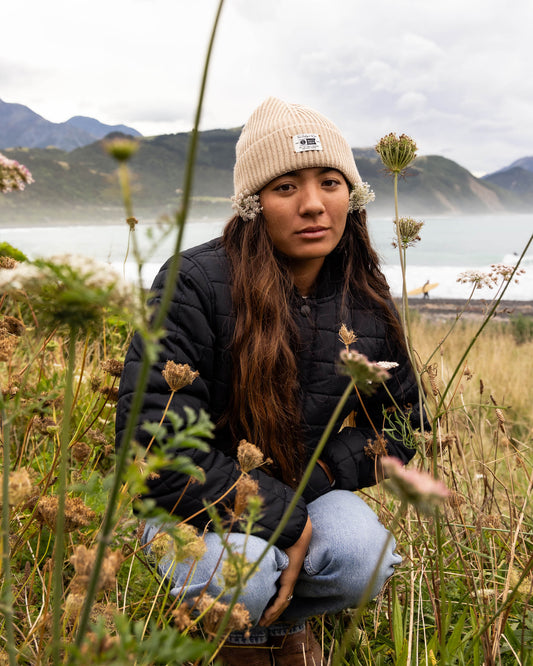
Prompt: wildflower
<box><xmin>231</xmin><ymin>190</ymin><xmax>263</xmax><ymax>221</ymax></box>
<box><xmin>0</xmin><ymin>254</ymin><xmax>137</xmax><ymax>333</ymax></box>
<box><xmin>237</xmin><ymin>439</ymin><xmax>265</xmax><ymax>473</ymax></box>
<box><xmin>381</xmin><ymin>456</ymin><xmax>450</xmax><ymax>513</ymax></box>
<box><xmin>348</xmin><ymin>181</ymin><xmax>375</xmax><ymax>212</ymax></box>
<box><xmin>376</xmin><ymin>361</ymin><xmax>399</xmax><ymax>370</ymax></box>
<box><xmin>162</xmin><ymin>360</ymin><xmax>199</xmax><ymax>392</ymax></box>
<box><xmin>0</xmin><ymin>152</ymin><xmax>34</xmax><ymax>193</ymax></box>
<box><xmin>104</xmin><ymin>137</ymin><xmax>139</xmax><ymax>162</ymax></box>
<box><xmin>339</xmin><ymin>349</ymin><xmax>392</xmax><ymax>394</ymax></box>
<box><xmin>375</xmin><ymin>133</ymin><xmax>417</xmax><ymax>174</ymax></box>
<box><xmin>456</xmin><ymin>270</ymin><xmax>495</xmax><ymax>290</ymax></box>
<box><xmin>488</xmin><ymin>263</ymin><xmax>525</xmax><ymax>283</ymax></box>
<box><xmin>36</xmin><ymin>495</ymin><xmax>96</xmax><ymax>532</ymax></box>
<box><xmin>393</xmin><ymin>217</ymin><xmax>424</xmax><ymax>248</ymax></box>
<box><xmin>173</xmin><ymin>523</ymin><xmax>206</xmax><ymax>562</ymax></box>
<box><xmin>150</xmin><ymin>531</ymin><xmax>175</xmax><ymax>562</ymax></box>
<box><xmin>0</xmin><ymin>256</ymin><xmax>18</xmax><ymax>269</ymax></box>
<box><xmin>339</xmin><ymin>324</ymin><xmax>357</xmax><ymax>349</ymax></box>
<box><xmin>101</xmin><ymin>358</ymin><xmax>124</xmax><ymax>377</ymax></box>
<box><xmin>234</xmin><ymin>475</ymin><xmax>261</xmax><ymax>517</ymax></box>
<box><xmin>220</xmin><ymin>554</ymin><xmax>255</xmax><ymax>588</ymax></box>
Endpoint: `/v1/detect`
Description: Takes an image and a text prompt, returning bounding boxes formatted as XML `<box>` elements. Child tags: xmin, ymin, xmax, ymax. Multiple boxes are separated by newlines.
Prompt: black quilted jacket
<box><xmin>116</xmin><ymin>238</ymin><xmax>419</xmax><ymax>549</ymax></box>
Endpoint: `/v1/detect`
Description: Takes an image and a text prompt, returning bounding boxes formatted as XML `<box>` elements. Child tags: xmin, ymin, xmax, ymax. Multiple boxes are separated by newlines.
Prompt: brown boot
<box><xmin>270</xmin><ymin>623</ymin><xmax>323</xmax><ymax>665</ymax></box>
<box><xmin>217</xmin><ymin>643</ymin><xmax>273</xmax><ymax>666</ymax></box>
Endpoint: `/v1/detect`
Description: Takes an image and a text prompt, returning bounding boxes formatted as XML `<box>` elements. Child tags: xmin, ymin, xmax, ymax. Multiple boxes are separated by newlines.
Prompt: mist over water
<box><xmin>3</xmin><ymin>213</ymin><xmax>532</xmax><ymax>300</ymax></box>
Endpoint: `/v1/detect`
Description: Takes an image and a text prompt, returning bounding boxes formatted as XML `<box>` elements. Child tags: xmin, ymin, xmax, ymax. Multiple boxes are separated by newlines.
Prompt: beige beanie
<box><xmin>233</xmin><ymin>97</ymin><xmax>361</xmax><ymax>198</ymax></box>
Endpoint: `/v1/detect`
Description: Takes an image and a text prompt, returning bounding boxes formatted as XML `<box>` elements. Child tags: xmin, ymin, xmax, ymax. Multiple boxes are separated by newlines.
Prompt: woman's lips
<box><xmin>296</xmin><ymin>226</ymin><xmax>329</xmax><ymax>238</ymax></box>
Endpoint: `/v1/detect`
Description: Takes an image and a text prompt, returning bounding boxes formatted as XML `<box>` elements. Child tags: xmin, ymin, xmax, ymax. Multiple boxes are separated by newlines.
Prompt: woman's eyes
<box><xmin>273</xmin><ymin>178</ymin><xmax>340</xmax><ymax>192</ymax></box>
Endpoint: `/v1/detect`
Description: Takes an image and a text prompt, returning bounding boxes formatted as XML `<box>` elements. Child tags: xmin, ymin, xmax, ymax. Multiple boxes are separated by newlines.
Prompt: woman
<box><xmin>116</xmin><ymin>98</ymin><xmax>421</xmax><ymax>665</ymax></box>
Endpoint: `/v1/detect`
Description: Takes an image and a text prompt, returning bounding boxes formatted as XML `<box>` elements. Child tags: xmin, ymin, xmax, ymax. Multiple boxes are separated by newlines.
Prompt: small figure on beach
<box><xmin>423</xmin><ymin>279</ymin><xmax>431</xmax><ymax>299</ymax></box>
<box><xmin>116</xmin><ymin>97</ymin><xmax>422</xmax><ymax>665</ymax></box>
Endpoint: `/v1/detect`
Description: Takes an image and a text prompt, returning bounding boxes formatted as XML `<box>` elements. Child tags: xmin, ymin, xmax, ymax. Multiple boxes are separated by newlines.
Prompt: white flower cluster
<box><xmin>348</xmin><ymin>181</ymin><xmax>375</xmax><ymax>212</ymax></box>
<box><xmin>0</xmin><ymin>153</ymin><xmax>34</xmax><ymax>193</ymax></box>
<box><xmin>231</xmin><ymin>191</ymin><xmax>263</xmax><ymax>221</ymax></box>
<box><xmin>457</xmin><ymin>264</ymin><xmax>526</xmax><ymax>290</ymax></box>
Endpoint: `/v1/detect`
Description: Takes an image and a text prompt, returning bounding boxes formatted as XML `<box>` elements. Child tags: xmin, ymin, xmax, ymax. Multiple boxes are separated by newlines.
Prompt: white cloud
<box><xmin>2</xmin><ymin>0</ymin><xmax>532</xmax><ymax>174</ymax></box>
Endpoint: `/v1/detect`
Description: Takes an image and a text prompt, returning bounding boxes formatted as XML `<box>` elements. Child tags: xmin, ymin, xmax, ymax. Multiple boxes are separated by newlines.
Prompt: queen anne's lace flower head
<box><xmin>231</xmin><ymin>190</ymin><xmax>263</xmax><ymax>221</ymax></box>
<box><xmin>348</xmin><ymin>181</ymin><xmax>375</xmax><ymax>212</ymax></box>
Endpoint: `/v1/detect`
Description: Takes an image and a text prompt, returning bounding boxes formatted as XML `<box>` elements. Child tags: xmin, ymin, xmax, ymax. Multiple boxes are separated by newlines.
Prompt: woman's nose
<box><xmin>298</xmin><ymin>184</ymin><xmax>326</xmax><ymax>217</ymax></box>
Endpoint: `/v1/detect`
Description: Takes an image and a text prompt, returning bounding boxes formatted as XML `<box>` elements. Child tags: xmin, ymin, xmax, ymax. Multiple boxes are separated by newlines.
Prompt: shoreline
<box><xmin>403</xmin><ymin>298</ymin><xmax>533</xmax><ymax>320</ymax></box>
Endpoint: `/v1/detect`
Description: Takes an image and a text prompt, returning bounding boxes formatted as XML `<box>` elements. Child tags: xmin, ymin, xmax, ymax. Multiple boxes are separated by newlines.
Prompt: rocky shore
<box><xmin>400</xmin><ymin>298</ymin><xmax>533</xmax><ymax>321</ymax></box>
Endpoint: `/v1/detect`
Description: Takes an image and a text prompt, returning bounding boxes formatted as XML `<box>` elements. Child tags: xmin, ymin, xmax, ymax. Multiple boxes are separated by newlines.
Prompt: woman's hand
<box><xmin>259</xmin><ymin>516</ymin><xmax>312</xmax><ymax>626</ymax></box>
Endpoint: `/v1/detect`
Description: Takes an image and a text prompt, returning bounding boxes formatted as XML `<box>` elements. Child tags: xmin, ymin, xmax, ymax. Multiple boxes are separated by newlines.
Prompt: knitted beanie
<box><xmin>233</xmin><ymin>97</ymin><xmax>361</xmax><ymax>198</ymax></box>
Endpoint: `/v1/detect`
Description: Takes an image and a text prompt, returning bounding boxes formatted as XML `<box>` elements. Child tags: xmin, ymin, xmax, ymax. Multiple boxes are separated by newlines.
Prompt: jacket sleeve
<box><xmin>320</xmin><ymin>344</ymin><xmax>422</xmax><ymax>491</ymax></box>
<box><xmin>115</xmin><ymin>255</ymin><xmax>308</xmax><ymax>550</ymax></box>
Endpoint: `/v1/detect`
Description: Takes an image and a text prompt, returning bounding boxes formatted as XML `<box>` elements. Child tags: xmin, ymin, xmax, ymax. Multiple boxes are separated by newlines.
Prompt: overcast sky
<box><xmin>3</xmin><ymin>0</ymin><xmax>532</xmax><ymax>175</ymax></box>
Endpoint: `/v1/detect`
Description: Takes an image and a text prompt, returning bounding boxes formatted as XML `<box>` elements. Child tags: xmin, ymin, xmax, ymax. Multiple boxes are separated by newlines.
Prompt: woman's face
<box><xmin>259</xmin><ymin>167</ymin><xmax>350</xmax><ymax>268</ymax></box>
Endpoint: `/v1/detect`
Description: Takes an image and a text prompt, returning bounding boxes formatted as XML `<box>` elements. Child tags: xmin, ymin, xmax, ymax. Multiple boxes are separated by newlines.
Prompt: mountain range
<box><xmin>0</xmin><ymin>99</ymin><xmax>141</xmax><ymax>151</ymax></box>
<box><xmin>1</xmin><ymin>99</ymin><xmax>532</xmax><ymax>222</ymax></box>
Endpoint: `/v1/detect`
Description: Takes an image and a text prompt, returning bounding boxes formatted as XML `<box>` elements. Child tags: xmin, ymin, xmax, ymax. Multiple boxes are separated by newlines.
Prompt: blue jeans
<box><xmin>142</xmin><ymin>490</ymin><xmax>401</xmax><ymax>644</ymax></box>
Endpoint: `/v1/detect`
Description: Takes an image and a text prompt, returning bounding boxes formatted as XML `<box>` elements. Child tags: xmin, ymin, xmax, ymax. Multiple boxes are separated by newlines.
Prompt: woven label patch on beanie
<box><xmin>293</xmin><ymin>133</ymin><xmax>323</xmax><ymax>153</ymax></box>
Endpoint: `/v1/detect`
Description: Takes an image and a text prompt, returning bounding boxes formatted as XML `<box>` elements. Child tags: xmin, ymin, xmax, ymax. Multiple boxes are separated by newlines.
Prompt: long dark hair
<box><xmin>222</xmin><ymin>209</ymin><xmax>402</xmax><ymax>486</ymax></box>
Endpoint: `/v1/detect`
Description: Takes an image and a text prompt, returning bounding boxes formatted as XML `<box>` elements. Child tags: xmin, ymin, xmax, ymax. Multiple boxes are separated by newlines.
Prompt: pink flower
<box><xmin>381</xmin><ymin>456</ymin><xmax>449</xmax><ymax>512</ymax></box>
<box><xmin>0</xmin><ymin>153</ymin><xmax>34</xmax><ymax>193</ymax></box>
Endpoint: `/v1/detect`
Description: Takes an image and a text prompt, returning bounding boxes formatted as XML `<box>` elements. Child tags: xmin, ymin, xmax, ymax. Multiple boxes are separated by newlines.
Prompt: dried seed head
<box><xmin>99</xmin><ymin>386</ymin><xmax>119</xmax><ymax>402</ymax></box>
<box><xmin>0</xmin><ymin>329</ymin><xmax>18</xmax><ymax>362</ymax></box>
<box><xmin>220</xmin><ymin>555</ymin><xmax>254</xmax><ymax>588</ymax></box>
<box><xmin>234</xmin><ymin>475</ymin><xmax>261</xmax><ymax>517</ymax></box>
<box><xmin>33</xmin><ymin>416</ymin><xmax>59</xmax><ymax>436</ymax></box>
<box><xmin>1</xmin><ymin>315</ymin><xmax>25</xmax><ymax>336</ymax></box>
<box><xmin>364</xmin><ymin>435</ymin><xmax>388</xmax><ymax>459</ymax></box>
<box><xmin>101</xmin><ymin>359</ymin><xmax>124</xmax><ymax>377</ymax></box>
<box><xmin>339</xmin><ymin>324</ymin><xmax>357</xmax><ymax>349</ymax></box>
<box><xmin>173</xmin><ymin>523</ymin><xmax>206</xmax><ymax>562</ymax></box>
<box><xmin>162</xmin><ymin>360</ymin><xmax>199</xmax><ymax>392</ymax></box>
<box><xmin>426</xmin><ymin>363</ymin><xmax>439</xmax><ymax>396</ymax></box>
<box><xmin>70</xmin><ymin>544</ymin><xmax>123</xmax><ymax>593</ymax></box>
<box><xmin>87</xmin><ymin>429</ymin><xmax>107</xmax><ymax>446</ymax></box>
<box><xmin>36</xmin><ymin>495</ymin><xmax>97</xmax><ymax>532</ymax></box>
<box><xmin>126</xmin><ymin>216</ymin><xmax>138</xmax><ymax>231</ymax></box>
<box><xmin>0</xmin><ymin>468</ymin><xmax>33</xmax><ymax>506</ymax></box>
<box><xmin>237</xmin><ymin>439</ymin><xmax>265</xmax><ymax>473</ymax></box>
<box><xmin>193</xmin><ymin>595</ymin><xmax>251</xmax><ymax>635</ymax></box>
<box><xmin>71</xmin><ymin>441</ymin><xmax>92</xmax><ymax>464</ymax></box>
<box><xmin>172</xmin><ymin>604</ymin><xmax>195</xmax><ymax>632</ymax></box>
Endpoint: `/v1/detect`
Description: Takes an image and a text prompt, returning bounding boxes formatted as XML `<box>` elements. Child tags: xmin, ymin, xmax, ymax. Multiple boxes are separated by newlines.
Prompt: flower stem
<box><xmin>74</xmin><ymin>0</ymin><xmax>226</xmax><ymax>649</ymax></box>
<box><xmin>1</xmin><ymin>411</ymin><xmax>17</xmax><ymax>666</ymax></box>
<box><xmin>50</xmin><ymin>329</ymin><xmax>77</xmax><ymax>664</ymax></box>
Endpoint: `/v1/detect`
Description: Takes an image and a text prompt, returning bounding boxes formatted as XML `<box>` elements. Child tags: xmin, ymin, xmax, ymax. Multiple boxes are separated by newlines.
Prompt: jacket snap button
<box><xmin>300</xmin><ymin>304</ymin><xmax>311</xmax><ymax>316</ymax></box>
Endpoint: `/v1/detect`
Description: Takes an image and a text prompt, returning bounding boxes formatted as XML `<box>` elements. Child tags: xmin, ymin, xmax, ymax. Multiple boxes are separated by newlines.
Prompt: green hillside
<box><xmin>0</xmin><ymin>129</ymin><xmax>526</xmax><ymax>224</ymax></box>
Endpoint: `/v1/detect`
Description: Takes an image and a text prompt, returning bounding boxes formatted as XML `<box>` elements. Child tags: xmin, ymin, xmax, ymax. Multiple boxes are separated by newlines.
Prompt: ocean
<box><xmin>2</xmin><ymin>213</ymin><xmax>532</xmax><ymax>300</ymax></box>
